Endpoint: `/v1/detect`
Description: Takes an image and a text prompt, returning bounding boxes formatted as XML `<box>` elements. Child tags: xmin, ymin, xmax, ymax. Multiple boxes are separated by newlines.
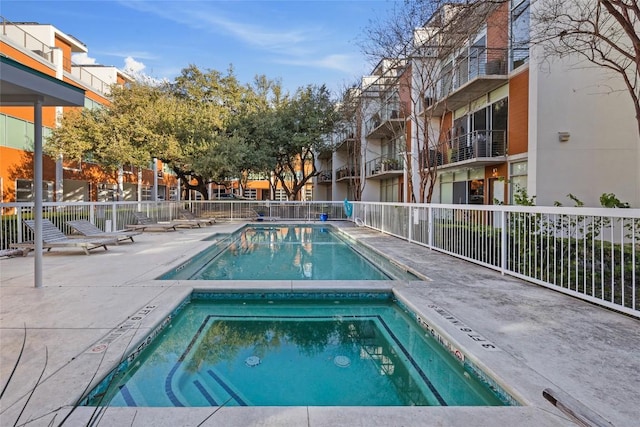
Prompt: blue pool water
<box><xmin>83</xmin><ymin>293</ymin><xmax>510</xmax><ymax>407</ymax></box>
<box><xmin>159</xmin><ymin>225</ymin><xmax>419</xmax><ymax>281</ymax></box>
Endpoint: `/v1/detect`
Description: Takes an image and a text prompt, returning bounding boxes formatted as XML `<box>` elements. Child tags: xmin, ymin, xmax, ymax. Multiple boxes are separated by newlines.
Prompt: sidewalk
<box><xmin>1</xmin><ymin>221</ymin><xmax>637</xmax><ymax>426</ymax></box>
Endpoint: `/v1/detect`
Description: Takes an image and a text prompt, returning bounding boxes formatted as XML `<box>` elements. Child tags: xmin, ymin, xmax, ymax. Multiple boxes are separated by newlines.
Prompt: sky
<box><xmin>1</xmin><ymin>0</ymin><xmax>396</xmax><ymax>96</ymax></box>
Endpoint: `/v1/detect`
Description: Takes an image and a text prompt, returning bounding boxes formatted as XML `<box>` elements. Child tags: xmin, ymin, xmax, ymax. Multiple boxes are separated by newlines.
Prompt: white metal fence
<box><xmin>352</xmin><ymin>202</ymin><xmax>639</xmax><ymax>318</ymax></box>
<box><xmin>1</xmin><ymin>200</ymin><xmax>638</xmax><ymax>318</ymax></box>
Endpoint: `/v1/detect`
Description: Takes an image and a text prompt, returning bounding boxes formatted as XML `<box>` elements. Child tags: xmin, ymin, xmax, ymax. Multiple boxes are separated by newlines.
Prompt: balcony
<box><xmin>317</xmin><ymin>170</ymin><xmax>332</xmax><ymax>185</ymax></box>
<box><xmin>431</xmin><ymin>130</ymin><xmax>507</xmax><ymax>170</ymax></box>
<box><xmin>426</xmin><ymin>48</ymin><xmax>509</xmax><ymax>116</ymax></box>
<box><xmin>334</xmin><ymin>127</ymin><xmax>357</xmax><ymax>152</ymax></box>
<box><xmin>366</xmin><ymin>102</ymin><xmax>407</xmax><ymax>139</ymax></box>
<box><xmin>365</xmin><ymin>155</ymin><xmax>404</xmax><ymax>180</ymax></box>
<box><xmin>336</xmin><ymin>165</ymin><xmax>360</xmax><ymax>182</ymax></box>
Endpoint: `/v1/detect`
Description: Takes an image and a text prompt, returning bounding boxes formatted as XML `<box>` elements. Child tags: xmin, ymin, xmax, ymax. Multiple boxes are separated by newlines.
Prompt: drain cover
<box><xmin>334</xmin><ymin>355</ymin><xmax>351</xmax><ymax>368</ymax></box>
<box><xmin>245</xmin><ymin>356</ymin><xmax>261</xmax><ymax>367</ymax></box>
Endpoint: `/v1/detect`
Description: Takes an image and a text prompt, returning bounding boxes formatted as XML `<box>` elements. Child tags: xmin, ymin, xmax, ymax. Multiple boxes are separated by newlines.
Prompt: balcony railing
<box><xmin>1</xmin><ymin>18</ymin><xmax>54</xmax><ymax>63</ymax></box>
<box><xmin>365</xmin><ymin>155</ymin><xmax>404</xmax><ymax>179</ymax></box>
<box><xmin>336</xmin><ymin>165</ymin><xmax>360</xmax><ymax>181</ymax></box>
<box><xmin>317</xmin><ymin>170</ymin><xmax>332</xmax><ymax>184</ymax></box>
<box><xmin>432</xmin><ymin>130</ymin><xmax>506</xmax><ymax>168</ymax></box>
<box><xmin>426</xmin><ymin>48</ymin><xmax>509</xmax><ymax>115</ymax></box>
<box><xmin>366</xmin><ymin>101</ymin><xmax>407</xmax><ymax>138</ymax></box>
<box><xmin>1</xmin><ymin>17</ymin><xmax>113</xmax><ymax>96</ymax></box>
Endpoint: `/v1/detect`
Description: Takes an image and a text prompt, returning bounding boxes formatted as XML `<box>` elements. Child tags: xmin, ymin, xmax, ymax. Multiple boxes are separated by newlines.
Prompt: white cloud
<box><xmin>123</xmin><ymin>56</ymin><xmax>146</xmax><ymax>74</ymax></box>
<box><xmin>71</xmin><ymin>52</ymin><xmax>98</xmax><ymax>65</ymax></box>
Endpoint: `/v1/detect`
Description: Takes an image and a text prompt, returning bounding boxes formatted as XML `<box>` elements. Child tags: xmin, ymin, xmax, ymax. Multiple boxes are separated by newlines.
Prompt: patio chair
<box><xmin>10</xmin><ymin>219</ymin><xmax>117</xmax><ymax>255</ymax></box>
<box><xmin>125</xmin><ymin>212</ymin><xmax>197</xmax><ymax>232</ymax></box>
<box><xmin>66</xmin><ymin>219</ymin><xmax>141</xmax><ymax>244</ymax></box>
<box><xmin>176</xmin><ymin>208</ymin><xmax>216</xmax><ymax>227</ymax></box>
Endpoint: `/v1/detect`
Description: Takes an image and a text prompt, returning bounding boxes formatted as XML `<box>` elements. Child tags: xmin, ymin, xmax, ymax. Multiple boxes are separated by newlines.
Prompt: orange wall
<box><xmin>508</xmin><ymin>69</ymin><xmax>529</xmax><ymax>155</ymax></box>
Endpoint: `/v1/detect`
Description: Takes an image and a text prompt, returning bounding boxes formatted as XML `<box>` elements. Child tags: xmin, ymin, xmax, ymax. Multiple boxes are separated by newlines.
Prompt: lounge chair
<box><xmin>253</xmin><ymin>209</ymin><xmax>280</xmax><ymax>222</ymax></box>
<box><xmin>10</xmin><ymin>219</ymin><xmax>117</xmax><ymax>255</ymax></box>
<box><xmin>66</xmin><ymin>219</ymin><xmax>141</xmax><ymax>244</ymax></box>
<box><xmin>175</xmin><ymin>208</ymin><xmax>216</xmax><ymax>227</ymax></box>
<box><xmin>125</xmin><ymin>212</ymin><xmax>197</xmax><ymax>232</ymax></box>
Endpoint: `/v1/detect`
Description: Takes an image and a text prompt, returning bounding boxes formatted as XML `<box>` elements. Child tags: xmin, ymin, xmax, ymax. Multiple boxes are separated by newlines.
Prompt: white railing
<box><xmin>0</xmin><ymin>200</ymin><xmax>346</xmax><ymax>248</ymax></box>
<box><xmin>352</xmin><ymin>202</ymin><xmax>639</xmax><ymax>318</ymax></box>
<box><xmin>2</xmin><ymin>201</ymin><xmax>638</xmax><ymax>318</ymax></box>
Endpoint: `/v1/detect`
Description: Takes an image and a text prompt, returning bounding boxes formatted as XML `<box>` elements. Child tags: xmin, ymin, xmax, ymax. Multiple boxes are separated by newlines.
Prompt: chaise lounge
<box><xmin>10</xmin><ymin>219</ymin><xmax>117</xmax><ymax>255</ymax></box>
<box><xmin>175</xmin><ymin>208</ymin><xmax>216</xmax><ymax>227</ymax></box>
<box><xmin>66</xmin><ymin>219</ymin><xmax>141</xmax><ymax>244</ymax></box>
<box><xmin>125</xmin><ymin>212</ymin><xmax>198</xmax><ymax>232</ymax></box>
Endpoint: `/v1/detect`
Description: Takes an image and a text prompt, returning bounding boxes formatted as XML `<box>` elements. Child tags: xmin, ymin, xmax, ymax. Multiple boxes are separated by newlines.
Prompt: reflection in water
<box><xmin>196</xmin><ymin>226</ymin><xmax>388</xmax><ymax>280</ymax></box>
<box><xmin>184</xmin><ymin>318</ymin><xmax>432</xmax><ymax>406</ymax></box>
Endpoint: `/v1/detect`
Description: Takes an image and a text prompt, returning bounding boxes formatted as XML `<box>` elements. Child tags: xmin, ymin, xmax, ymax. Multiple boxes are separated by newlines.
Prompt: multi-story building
<box><xmin>0</xmin><ymin>18</ymin><xmax>181</xmax><ymax>203</ymax></box>
<box><xmin>316</xmin><ymin>0</ymin><xmax>639</xmax><ymax>207</ymax></box>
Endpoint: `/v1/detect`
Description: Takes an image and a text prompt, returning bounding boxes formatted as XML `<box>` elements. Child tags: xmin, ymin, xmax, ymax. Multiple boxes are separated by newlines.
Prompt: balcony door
<box><xmin>472</xmin><ymin>108</ymin><xmax>488</xmax><ymax>157</ymax></box>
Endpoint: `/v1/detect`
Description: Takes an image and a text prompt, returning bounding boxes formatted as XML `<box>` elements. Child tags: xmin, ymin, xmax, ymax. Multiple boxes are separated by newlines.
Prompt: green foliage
<box><xmin>600</xmin><ymin>193</ymin><xmax>630</xmax><ymax>208</ymax></box>
<box><xmin>512</xmin><ymin>184</ymin><xmax>536</xmax><ymax>206</ymax></box>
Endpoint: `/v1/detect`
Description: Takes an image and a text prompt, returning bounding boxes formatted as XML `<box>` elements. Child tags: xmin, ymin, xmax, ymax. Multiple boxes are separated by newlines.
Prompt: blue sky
<box><xmin>1</xmin><ymin>0</ymin><xmax>395</xmax><ymax>96</ymax></box>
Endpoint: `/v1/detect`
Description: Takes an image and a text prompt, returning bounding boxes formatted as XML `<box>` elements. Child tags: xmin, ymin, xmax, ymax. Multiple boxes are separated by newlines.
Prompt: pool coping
<box><xmin>81</xmin><ymin>288</ymin><xmax>517</xmax><ymax>408</ymax></box>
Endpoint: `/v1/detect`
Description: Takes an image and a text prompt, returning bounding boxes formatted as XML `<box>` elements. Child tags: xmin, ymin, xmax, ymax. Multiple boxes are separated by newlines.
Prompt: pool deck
<box><xmin>0</xmin><ymin>221</ymin><xmax>638</xmax><ymax>427</ymax></box>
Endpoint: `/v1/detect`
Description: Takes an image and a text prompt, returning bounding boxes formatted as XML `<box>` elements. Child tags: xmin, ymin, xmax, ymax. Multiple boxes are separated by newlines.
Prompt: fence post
<box><xmin>111</xmin><ymin>202</ymin><xmax>117</xmax><ymax>231</ymax></box>
<box><xmin>408</xmin><ymin>207</ymin><xmax>413</xmax><ymax>243</ymax></box>
<box><xmin>428</xmin><ymin>205</ymin><xmax>433</xmax><ymax>249</ymax></box>
<box><xmin>500</xmin><ymin>209</ymin><xmax>507</xmax><ymax>275</ymax></box>
<box><xmin>16</xmin><ymin>208</ymin><xmax>23</xmax><ymax>243</ymax></box>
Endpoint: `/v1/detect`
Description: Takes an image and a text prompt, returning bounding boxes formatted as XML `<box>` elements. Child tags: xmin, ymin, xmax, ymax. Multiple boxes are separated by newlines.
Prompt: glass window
<box><xmin>141</xmin><ymin>185</ymin><xmax>152</xmax><ymax>201</ymax></box>
<box><xmin>15</xmin><ymin>179</ymin><xmax>54</xmax><ymax>202</ymax></box>
<box><xmin>509</xmin><ymin>161</ymin><xmax>528</xmax><ymax>204</ymax></box>
<box><xmin>3</xmin><ymin>115</ymin><xmax>33</xmax><ymax>150</ymax></box>
<box><xmin>243</xmin><ymin>189</ymin><xmax>257</xmax><ymax>200</ymax></box>
<box><xmin>440</xmin><ymin>181</ymin><xmax>453</xmax><ymax>203</ymax></box>
<box><xmin>380</xmin><ymin>178</ymin><xmax>399</xmax><ymax>202</ymax></box>
<box><xmin>511</xmin><ymin>0</ymin><xmax>530</xmax><ymax>69</ymax></box>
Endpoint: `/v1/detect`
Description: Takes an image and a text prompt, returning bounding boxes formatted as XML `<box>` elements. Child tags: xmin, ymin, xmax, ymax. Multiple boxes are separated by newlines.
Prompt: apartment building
<box><xmin>317</xmin><ymin>0</ymin><xmax>639</xmax><ymax>207</ymax></box>
<box><xmin>0</xmin><ymin>19</ymin><xmax>180</xmax><ymax>203</ymax></box>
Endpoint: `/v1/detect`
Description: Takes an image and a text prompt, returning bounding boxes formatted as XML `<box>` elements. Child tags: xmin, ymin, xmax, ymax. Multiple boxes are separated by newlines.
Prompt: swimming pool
<box><xmin>159</xmin><ymin>224</ymin><xmax>420</xmax><ymax>281</ymax></box>
<box><xmin>83</xmin><ymin>292</ymin><xmax>514</xmax><ymax>407</ymax></box>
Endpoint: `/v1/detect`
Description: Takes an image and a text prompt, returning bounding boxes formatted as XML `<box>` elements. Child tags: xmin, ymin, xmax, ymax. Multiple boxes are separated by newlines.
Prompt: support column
<box><xmin>33</xmin><ymin>97</ymin><xmax>44</xmax><ymax>288</ymax></box>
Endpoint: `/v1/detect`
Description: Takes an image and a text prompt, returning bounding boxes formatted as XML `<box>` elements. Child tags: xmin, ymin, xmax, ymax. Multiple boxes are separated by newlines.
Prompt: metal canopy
<box><xmin>0</xmin><ymin>55</ymin><xmax>85</xmax><ymax>288</ymax></box>
<box><xmin>1</xmin><ymin>56</ymin><xmax>85</xmax><ymax>106</ymax></box>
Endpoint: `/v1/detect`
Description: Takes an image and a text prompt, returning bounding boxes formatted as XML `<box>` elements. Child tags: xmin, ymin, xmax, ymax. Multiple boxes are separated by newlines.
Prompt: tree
<box><xmin>241</xmin><ymin>85</ymin><xmax>339</xmax><ymax>200</ymax></box>
<box><xmin>47</xmin><ymin>83</ymin><xmax>170</xmax><ymax>199</ymax></box>
<box><xmin>531</xmin><ymin>0</ymin><xmax>640</xmax><ymax>139</ymax></box>
<box><xmin>163</xmin><ymin>65</ymin><xmax>258</xmax><ymax>199</ymax></box>
<box><xmin>273</xmin><ymin>85</ymin><xmax>339</xmax><ymax>200</ymax></box>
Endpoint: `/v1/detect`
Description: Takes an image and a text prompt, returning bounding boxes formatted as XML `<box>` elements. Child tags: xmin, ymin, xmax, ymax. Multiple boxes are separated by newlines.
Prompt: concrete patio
<box><xmin>0</xmin><ymin>221</ymin><xmax>638</xmax><ymax>426</ymax></box>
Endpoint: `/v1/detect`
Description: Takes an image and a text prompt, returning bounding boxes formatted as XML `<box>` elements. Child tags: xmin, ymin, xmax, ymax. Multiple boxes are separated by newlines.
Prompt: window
<box><xmin>243</xmin><ymin>189</ymin><xmax>257</xmax><ymax>200</ymax></box>
<box><xmin>511</xmin><ymin>0</ymin><xmax>530</xmax><ymax>69</ymax></box>
<box><xmin>97</xmin><ymin>183</ymin><xmax>117</xmax><ymax>202</ymax></box>
<box><xmin>15</xmin><ymin>179</ymin><xmax>54</xmax><ymax>202</ymax></box>
<box><xmin>380</xmin><ymin>178</ymin><xmax>400</xmax><ymax>202</ymax></box>
<box><xmin>509</xmin><ymin>161</ymin><xmax>528</xmax><ymax>204</ymax></box>
<box><xmin>2</xmin><ymin>115</ymin><xmax>33</xmax><ymax>150</ymax></box>
<box><xmin>140</xmin><ymin>185</ymin><xmax>152</xmax><ymax>201</ymax></box>
<box><xmin>169</xmin><ymin>186</ymin><xmax>179</xmax><ymax>201</ymax></box>
<box><xmin>304</xmin><ymin>188</ymin><xmax>313</xmax><ymax>201</ymax></box>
